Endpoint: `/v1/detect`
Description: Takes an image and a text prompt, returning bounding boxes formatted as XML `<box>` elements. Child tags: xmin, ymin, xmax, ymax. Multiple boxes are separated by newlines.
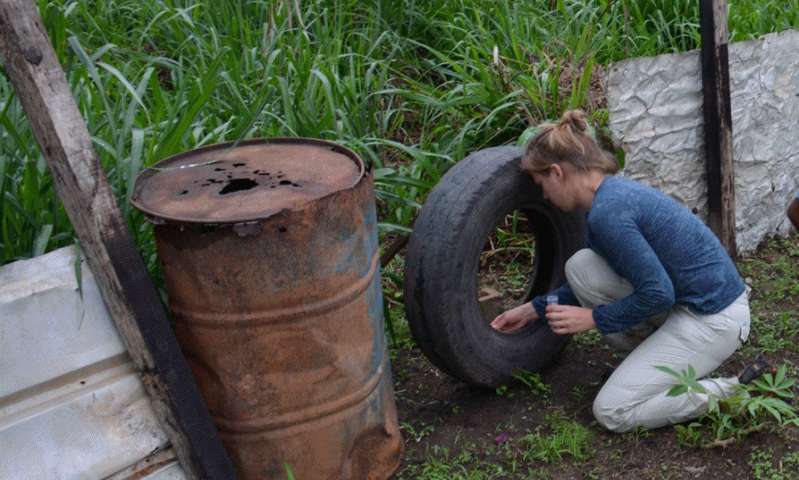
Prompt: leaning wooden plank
<box><xmin>0</xmin><ymin>2</ymin><xmax>236</xmax><ymax>478</ymax></box>
<box><xmin>699</xmin><ymin>0</ymin><xmax>738</xmax><ymax>258</ymax></box>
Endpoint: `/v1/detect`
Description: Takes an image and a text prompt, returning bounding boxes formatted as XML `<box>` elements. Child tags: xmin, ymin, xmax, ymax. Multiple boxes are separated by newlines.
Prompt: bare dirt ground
<box><xmin>388</xmin><ymin>234</ymin><xmax>799</xmax><ymax>479</ymax></box>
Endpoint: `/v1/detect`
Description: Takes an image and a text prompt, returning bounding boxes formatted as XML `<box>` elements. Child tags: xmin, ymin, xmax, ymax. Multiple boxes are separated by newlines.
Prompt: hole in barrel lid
<box><xmin>279</xmin><ymin>180</ymin><xmax>292</xmax><ymax>185</ymax></box>
<box><xmin>179</xmin><ymin>190</ymin><xmax>189</xmax><ymax>195</ymax></box>
<box><xmin>233</xmin><ymin>162</ymin><xmax>246</xmax><ymax>167</ymax></box>
<box><xmin>219</xmin><ymin>178</ymin><xmax>258</xmax><ymax>195</ymax></box>
<box><xmin>214</xmin><ymin>167</ymin><xmax>226</xmax><ymax>171</ymax></box>
<box><xmin>292</xmin><ymin>183</ymin><xmax>301</xmax><ymax>187</ymax></box>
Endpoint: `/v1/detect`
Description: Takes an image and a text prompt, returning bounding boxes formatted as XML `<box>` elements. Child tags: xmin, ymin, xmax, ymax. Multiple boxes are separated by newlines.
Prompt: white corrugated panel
<box><xmin>0</xmin><ymin>246</ymin><xmax>186</xmax><ymax>480</ymax></box>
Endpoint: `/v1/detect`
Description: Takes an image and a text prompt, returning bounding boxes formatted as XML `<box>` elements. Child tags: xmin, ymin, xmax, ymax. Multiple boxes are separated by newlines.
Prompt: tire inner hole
<box><xmin>477</xmin><ymin>210</ymin><xmax>536</xmax><ymax>326</ymax></box>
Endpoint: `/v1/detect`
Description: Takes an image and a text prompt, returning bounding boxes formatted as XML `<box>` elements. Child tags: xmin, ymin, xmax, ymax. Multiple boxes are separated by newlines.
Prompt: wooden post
<box><xmin>699</xmin><ymin>0</ymin><xmax>737</xmax><ymax>258</ymax></box>
<box><xmin>0</xmin><ymin>2</ymin><xmax>236</xmax><ymax>478</ymax></box>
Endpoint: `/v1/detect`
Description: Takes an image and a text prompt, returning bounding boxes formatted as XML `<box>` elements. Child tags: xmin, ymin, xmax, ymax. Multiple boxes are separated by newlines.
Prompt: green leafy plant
<box><xmin>397</xmin><ymin>445</ymin><xmax>506</xmax><ymax>480</ymax></box>
<box><xmin>400</xmin><ymin>420</ymin><xmax>435</xmax><ymax>443</ymax></box>
<box><xmin>658</xmin><ymin>363</ymin><xmax>799</xmax><ymax>449</ymax></box>
<box><xmin>625</xmin><ymin>425</ymin><xmax>652</xmax><ymax>447</ymax></box>
<box><xmin>654</xmin><ymin>365</ymin><xmax>708</xmax><ymax>397</ymax></box>
<box><xmin>495</xmin><ymin>384</ymin><xmax>514</xmax><ymax>398</ymax></box>
<box><xmin>748</xmin><ymin>447</ymin><xmax>799</xmax><ymax>480</ymax></box>
<box><xmin>512</xmin><ymin>369</ymin><xmax>551</xmax><ymax>398</ymax></box>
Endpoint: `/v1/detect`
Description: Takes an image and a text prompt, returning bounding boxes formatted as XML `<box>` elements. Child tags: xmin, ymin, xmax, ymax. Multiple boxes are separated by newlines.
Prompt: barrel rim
<box><xmin>130</xmin><ymin>137</ymin><xmax>366</xmax><ymax>225</ymax></box>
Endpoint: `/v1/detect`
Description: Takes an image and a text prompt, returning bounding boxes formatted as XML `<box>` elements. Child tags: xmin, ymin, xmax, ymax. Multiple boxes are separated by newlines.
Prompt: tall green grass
<box><xmin>1</xmin><ymin>0</ymin><xmax>797</xmax><ymax>266</ymax></box>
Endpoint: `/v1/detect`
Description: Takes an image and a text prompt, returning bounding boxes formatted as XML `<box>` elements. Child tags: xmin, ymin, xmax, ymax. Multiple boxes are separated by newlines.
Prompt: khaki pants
<box><xmin>565</xmin><ymin>249</ymin><xmax>751</xmax><ymax>432</ymax></box>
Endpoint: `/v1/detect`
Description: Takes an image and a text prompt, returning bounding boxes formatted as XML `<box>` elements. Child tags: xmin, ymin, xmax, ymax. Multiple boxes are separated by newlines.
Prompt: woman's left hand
<box><xmin>545</xmin><ymin>305</ymin><xmax>596</xmax><ymax>335</ymax></box>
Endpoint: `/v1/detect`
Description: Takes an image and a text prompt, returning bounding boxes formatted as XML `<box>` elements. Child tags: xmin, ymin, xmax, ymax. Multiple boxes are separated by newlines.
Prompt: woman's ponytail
<box><xmin>521</xmin><ymin>109</ymin><xmax>619</xmax><ymax>175</ymax></box>
<box><xmin>559</xmin><ymin>109</ymin><xmax>588</xmax><ymax>133</ymax></box>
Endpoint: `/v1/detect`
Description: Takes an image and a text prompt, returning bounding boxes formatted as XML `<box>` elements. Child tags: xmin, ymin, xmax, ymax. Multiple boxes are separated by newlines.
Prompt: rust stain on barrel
<box><xmin>131</xmin><ymin>138</ymin><xmax>402</xmax><ymax>479</ymax></box>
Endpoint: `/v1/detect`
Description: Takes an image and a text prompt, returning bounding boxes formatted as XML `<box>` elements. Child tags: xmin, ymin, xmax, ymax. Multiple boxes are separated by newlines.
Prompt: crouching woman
<box><xmin>491</xmin><ymin>110</ymin><xmax>753</xmax><ymax>432</ymax></box>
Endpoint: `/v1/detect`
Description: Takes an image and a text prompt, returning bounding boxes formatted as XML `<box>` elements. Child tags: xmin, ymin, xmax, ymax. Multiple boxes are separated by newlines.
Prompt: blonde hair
<box><xmin>521</xmin><ymin>110</ymin><xmax>619</xmax><ymax>175</ymax></box>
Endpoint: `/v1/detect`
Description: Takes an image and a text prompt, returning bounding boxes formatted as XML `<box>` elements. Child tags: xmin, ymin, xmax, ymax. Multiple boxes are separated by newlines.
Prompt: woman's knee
<box><xmin>565</xmin><ymin>248</ymin><xmax>632</xmax><ymax>305</ymax></box>
<box><xmin>564</xmin><ymin>249</ymin><xmax>598</xmax><ymax>289</ymax></box>
<box><xmin>592</xmin><ymin>386</ymin><xmax>636</xmax><ymax>433</ymax></box>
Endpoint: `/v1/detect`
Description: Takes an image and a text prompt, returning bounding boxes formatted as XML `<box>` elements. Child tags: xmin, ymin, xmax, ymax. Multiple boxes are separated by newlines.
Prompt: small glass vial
<box><xmin>545</xmin><ymin>294</ymin><xmax>558</xmax><ymax>306</ymax></box>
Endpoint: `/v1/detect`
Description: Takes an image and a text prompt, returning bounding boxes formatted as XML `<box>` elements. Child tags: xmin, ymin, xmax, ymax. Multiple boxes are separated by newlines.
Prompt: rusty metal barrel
<box><xmin>131</xmin><ymin>138</ymin><xmax>403</xmax><ymax>479</ymax></box>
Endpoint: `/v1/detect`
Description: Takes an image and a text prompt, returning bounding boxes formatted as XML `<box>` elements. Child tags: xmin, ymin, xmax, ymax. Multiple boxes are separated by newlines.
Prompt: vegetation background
<box><xmin>2</xmin><ymin>0</ymin><xmax>798</xmax><ymax>267</ymax></box>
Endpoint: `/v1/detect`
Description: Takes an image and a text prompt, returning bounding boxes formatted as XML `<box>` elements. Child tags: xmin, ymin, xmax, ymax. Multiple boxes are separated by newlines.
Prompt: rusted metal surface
<box><xmin>133</xmin><ymin>138</ymin><xmax>363</xmax><ymax>224</ymax></box>
<box><xmin>131</xmin><ymin>138</ymin><xmax>402</xmax><ymax>479</ymax></box>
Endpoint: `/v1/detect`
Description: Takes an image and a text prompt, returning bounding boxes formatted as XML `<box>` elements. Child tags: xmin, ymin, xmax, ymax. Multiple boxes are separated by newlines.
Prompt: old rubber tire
<box><xmin>403</xmin><ymin>146</ymin><xmax>586</xmax><ymax>387</ymax></box>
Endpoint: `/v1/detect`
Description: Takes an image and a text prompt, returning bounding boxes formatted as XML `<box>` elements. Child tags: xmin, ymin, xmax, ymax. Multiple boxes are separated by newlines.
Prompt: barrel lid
<box><xmin>131</xmin><ymin>138</ymin><xmax>364</xmax><ymax>224</ymax></box>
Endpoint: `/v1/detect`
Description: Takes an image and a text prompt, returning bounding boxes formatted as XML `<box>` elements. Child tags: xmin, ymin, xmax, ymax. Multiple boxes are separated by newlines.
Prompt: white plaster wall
<box><xmin>606</xmin><ymin>29</ymin><xmax>799</xmax><ymax>253</ymax></box>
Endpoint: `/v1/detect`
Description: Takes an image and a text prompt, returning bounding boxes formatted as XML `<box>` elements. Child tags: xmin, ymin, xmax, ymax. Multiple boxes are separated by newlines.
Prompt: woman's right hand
<box><xmin>491</xmin><ymin>302</ymin><xmax>539</xmax><ymax>332</ymax></box>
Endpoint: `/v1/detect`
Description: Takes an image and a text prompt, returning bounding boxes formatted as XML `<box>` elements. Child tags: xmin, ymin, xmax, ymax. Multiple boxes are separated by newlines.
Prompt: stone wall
<box><xmin>606</xmin><ymin>29</ymin><xmax>799</xmax><ymax>253</ymax></box>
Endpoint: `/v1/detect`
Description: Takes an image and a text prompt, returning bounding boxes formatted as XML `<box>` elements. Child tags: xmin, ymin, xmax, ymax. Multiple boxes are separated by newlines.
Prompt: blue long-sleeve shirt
<box><xmin>532</xmin><ymin>176</ymin><xmax>745</xmax><ymax>334</ymax></box>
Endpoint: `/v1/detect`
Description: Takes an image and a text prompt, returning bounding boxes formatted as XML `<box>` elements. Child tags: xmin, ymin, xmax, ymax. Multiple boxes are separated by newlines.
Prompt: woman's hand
<box><xmin>546</xmin><ymin>305</ymin><xmax>596</xmax><ymax>335</ymax></box>
<box><xmin>491</xmin><ymin>302</ymin><xmax>539</xmax><ymax>332</ymax></box>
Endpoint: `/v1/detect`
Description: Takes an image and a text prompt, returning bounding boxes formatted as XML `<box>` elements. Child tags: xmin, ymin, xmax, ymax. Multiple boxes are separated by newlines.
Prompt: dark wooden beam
<box><xmin>699</xmin><ymin>0</ymin><xmax>737</xmax><ymax>258</ymax></box>
<box><xmin>0</xmin><ymin>2</ymin><xmax>236</xmax><ymax>478</ymax></box>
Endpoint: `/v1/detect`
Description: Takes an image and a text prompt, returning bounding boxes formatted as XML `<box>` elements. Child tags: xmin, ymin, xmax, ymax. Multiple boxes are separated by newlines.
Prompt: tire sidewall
<box><xmin>404</xmin><ymin>146</ymin><xmax>585</xmax><ymax>387</ymax></box>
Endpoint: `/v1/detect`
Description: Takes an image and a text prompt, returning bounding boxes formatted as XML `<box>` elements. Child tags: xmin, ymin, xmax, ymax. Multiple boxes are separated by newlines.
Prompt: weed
<box><xmin>492</xmin><ymin>370</ymin><xmax>551</xmax><ymax>400</ymax></box>
<box><xmin>572</xmin><ymin>329</ymin><xmax>603</xmax><ymax>346</ymax></box>
<box><xmin>401</xmin><ymin>421</ymin><xmax>435</xmax><ymax>443</ymax></box>
<box><xmin>512</xmin><ymin>369</ymin><xmax>551</xmax><ymax>398</ymax></box>
<box><xmin>737</xmin><ymin>237</ymin><xmax>799</xmax><ymax>357</ymax></box>
<box><xmin>495</xmin><ymin>418</ymin><xmax>517</xmax><ymax>434</ymax></box>
<box><xmin>748</xmin><ymin>447</ymin><xmax>799</xmax><ymax>480</ymax></box>
<box><xmin>674</xmin><ymin>421</ymin><xmax>704</xmax><ymax>448</ymax></box>
<box><xmin>654</xmin><ymin>364</ymin><xmax>707</xmax><ymax>397</ymax></box>
<box><xmin>569</xmin><ymin>385</ymin><xmax>585</xmax><ymax>403</ymax></box>
<box><xmin>750</xmin><ymin>447</ymin><xmax>780</xmax><ymax>480</ymax></box>
<box><xmin>660</xmin><ymin>363</ymin><xmax>799</xmax><ymax>449</ymax></box>
<box><xmin>745</xmin><ymin>310</ymin><xmax>799</xmax><ymax>355</ymax></box>
<box><xmin>495</xmin><ymin>384</ymin><xmax>514</xmax><ymax>398</ymax></box>
<box><xmin>520</xmin><ymin>411</ymin><xmax>593</xmax><ymax>463</ymax></box>
<box><xmin>397</xmin><ymin>445</ymin><xmax>504</xmax><ymax>480</ymax></box>
<box><xmin>625</xmin><ymin>425</ymin><xmax>653</xmax><ymax>447</ymax></box>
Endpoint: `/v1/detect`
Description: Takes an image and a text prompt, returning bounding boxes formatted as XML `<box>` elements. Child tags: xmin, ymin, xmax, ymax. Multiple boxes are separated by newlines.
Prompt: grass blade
<box><xmin>33</xmin><ymin>224</ymin><xmax>53</xmax><ymax>257</ymax></box>
<box><xmin>154</xmin><ymin>50</ymin><xmax>227</xmax><ymax>160</ymax></box>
